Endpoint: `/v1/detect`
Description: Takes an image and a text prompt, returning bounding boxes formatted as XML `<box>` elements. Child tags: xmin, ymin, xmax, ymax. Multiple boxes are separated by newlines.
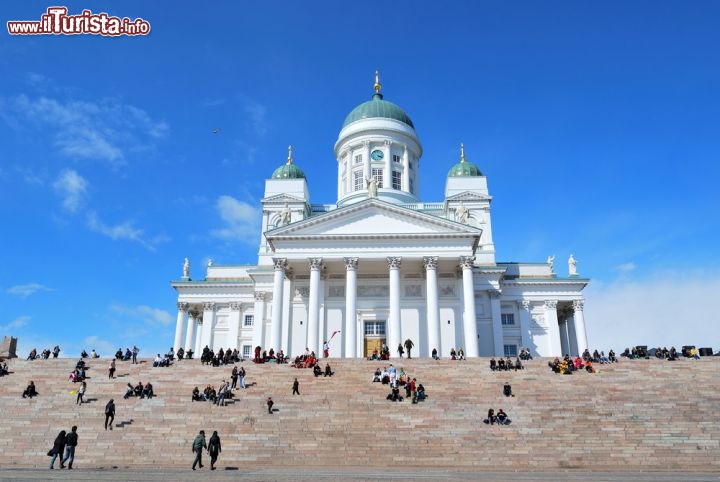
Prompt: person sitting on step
<box><xmin>490</xmin><ymin>357</ymin><xmax>497</xmax><ymax>371</ymax></box>
<box><xmin>496</xmin><ymin>408</ymin><xmax>510</xmax><ymax>425</ymax></box>
<box><xmin>141</xmin><ymin>382</ymin><xmax>154</xmax><ymax>399</ymax></box>
<box><xmin>458</xmin><ymin>348</ymin><xmax>465</xmax><ymax>360</ymax></box>
<box><xmin>485</xmin><ymin>408</ymin><xmax>496</xmax><ymax>425</ymax></box>
<box><xmin>498</xmin><ymin>358</ymin><xmax>506</xmax><ymax>370</ymax></box>
<box><xmin>324</xmin><ymin>363</ymin><xmax>333</xmax><ymax>377</ymax></box>
<box><xmin>313</xmin><ymin>363</ymin><xmax>322</xmax><ymax>377</ymax></box>
<box><xmin>386</xmin><ymin>386</ymin><xmax>403</xmax><ymax>402</ymax></box>
<box><xmin>134</xmin><ymin>382</ymin><xmax>144</xmax><ymax>397</ymax></box>
<box><xmin>416</xmin><ymin>383</ymin><xmax>426</xmax><ymax>401</ymax></box>
<box><xmin>22</xmin><ymin>380</ymin><xmax>37</xmax><ymax>398</ymax></box>
<box><xmin>372</xmin><ymin>368</ymin><xmax>381</xmax><ymax>382</ymax></box>
<box><xmin>124</xmin><ymin>383</ymin><xmax>134</xmax><ymax>399</ymax></box>
<box><xmin>191</xmin><ymin>386</ymin><xmax>202</xmax><ymax>401</ymax></box>
<box><xmin>450</xmin><ymin>348</ymin><xmax>457</xmax><ymax>360</ymax></box>
<box><xmin>514</xmin><ymin>357</ymin><xmax>524</xmax><ymax>370</ymax></box>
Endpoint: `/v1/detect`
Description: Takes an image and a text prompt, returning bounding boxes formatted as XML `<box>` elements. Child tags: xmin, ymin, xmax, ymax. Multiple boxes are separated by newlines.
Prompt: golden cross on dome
<box><xmin>287</xmin><ymin>145</ymin><xmax>293</xmax><ymax>164</ymax></box>
<box><xmin>374</xmin><ymin>70</ymin><xmax>382</xmax><ymax>94</ymax></box>
<box><xmin>460</xmin><ymin>143</ymin><xmax>466</xmax><ymax>162</ymax></box>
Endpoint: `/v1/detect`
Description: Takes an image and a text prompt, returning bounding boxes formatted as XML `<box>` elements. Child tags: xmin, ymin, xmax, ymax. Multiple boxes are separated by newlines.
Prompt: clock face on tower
<box><xmin>371</xmin><ymin>149</ymin><xmax>384</xmax><ymax>161</ymax></box>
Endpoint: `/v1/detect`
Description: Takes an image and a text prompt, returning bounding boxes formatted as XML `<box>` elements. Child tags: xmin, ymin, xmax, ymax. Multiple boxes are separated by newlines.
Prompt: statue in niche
<box><xmin>365</xmin><ymin>176</ymin><xmax>378</xmax><ymax>198</ymax></box>
<box><xmin>455</xmin><ymin>202</ymin><xmax>469</xmax><ymax>224</ymax></box>
<box><xmin>280</xmin><ymin>203</ymin><xmax>291</xmax><ymax>225</ymax></box>
<box><xmin>568</xmin><ymin>254</ymin><xmax>578</xmax><ymax>276</ymax></box>
<box><xmin>182</xmin><ymin>257</ymin><xmax>190</xmax><ymax>278</ymax></box>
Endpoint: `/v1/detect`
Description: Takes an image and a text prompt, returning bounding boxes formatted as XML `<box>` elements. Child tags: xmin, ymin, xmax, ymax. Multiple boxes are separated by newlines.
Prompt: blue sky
<box><xmin>1</xmin><ymin>1</ymin><xmax>719</xmax><ymax>358</ymax></box>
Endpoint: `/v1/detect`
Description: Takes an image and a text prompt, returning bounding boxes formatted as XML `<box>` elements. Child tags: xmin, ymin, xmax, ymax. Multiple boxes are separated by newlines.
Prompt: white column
<box><xmin>424</xmin><ymin>256</ymin><xmax>440</xmax><ymax>357</ymax></box>
<box><xmin>544</xmin><ymin>300</ymin><xmax>562</xmax><ymax>356</ymax></box>
<box><xmin>344</xmin><ymin>257</ymin><xmax>358</xmax><ymax>358</ymax></box>
<box><xmin>174</xmin><ymin>302</ymin><xmax>188</xmax><ymax>354</ymax></box>
<box><xmin>363</xmin><ymin>141</ymin><xmax>371</xmax><ymax>185</ymax></box>
<box><xmin>402</xmin><ymin>145</ymin><xmax>410</xmax><ymax>194</ymax></box>
<box><xmin>460</xmin><ymin>256</ymin><xmax>479</xmax><ymax>357</ymax></box>
<box><xmin>184</xmin><ymin>311</ymin><xmax>197</xmax><ymax>352</ymax></box>
<box><xmin>251</xmin><ymin>291</ymin><xmax>266</xmax><ymax>351</ymax></box>
<box><xmin>559</xmin><ymin>319</ymin><xmax>570</xmax><ymax>356</ymax></box>
<box><xmin>518</xmin><ymin>300</ymin><xmax>533</xmax><ymax>355</ymax></box>
<box><xmin>387</xmin><ymin>257</ymin><xmax>402</xmax><ymax>356</ymax></box>
<box><xmin>573</xmin><ymin>300</ymin><xmax>588</xmax><ymax>355</ymax></box>
<box><xmin>200</xmin><ymin>302</ymin><xmax>216</xmax><ymax>350</ymax></box>
<box><xmin>194</xmin><ymin>320</ymin><xmax>203</xmax><ymax>355</ymax></box>
<box><xmin>489</xmin><ymin>291</ymin><xmax>504</xmax><ymax>356</ymax></box>
<box><xmin>384</xmin><ymin>140</ymin><xmax>392</xmax><ymax>190</ymax></box>
<box><xmin>228</xmin><ymin>303</ymin><xmax>242</xmax><ymax>350</ymax></box>
<box><xmin>307</xmin><ymin>258</ymin><xmax>323</xmax><ymax>356</ymax></box>
<box><xmin>567</xmin><ymin>313</ymin><xmax>579</xmax><ymax>355</ymax></box>
<box><xmin>270</xmin><ymin>258</ymin><xmax>287</xmax><ymax>353</ymax></box>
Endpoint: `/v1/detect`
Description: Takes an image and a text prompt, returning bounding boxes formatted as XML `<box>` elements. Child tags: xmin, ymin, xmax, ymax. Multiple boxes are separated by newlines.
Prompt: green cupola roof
<box><xmin>448</xmin><ymin>143</ymin><xmax>482</xmax><ymax>177</ymax></box>
<box><xmin>271</xmin><ymin>145</ymin><xmax>306</xmax><ymax>179</ymax></box>
<box><xmin>342</xmin><ymin>71</ymin><xmax>415</xmax><ymax>129</ymax></box>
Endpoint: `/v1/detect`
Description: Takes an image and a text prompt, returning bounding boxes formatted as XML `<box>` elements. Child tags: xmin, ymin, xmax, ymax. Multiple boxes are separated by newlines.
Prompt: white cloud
<box><xmin>110</xmin><ymin>303</ymin><xmax>173</xmax><ymax>326</ymax></box>
<box><xmin>86</xmin><ymin>211</ymin><xmax>169</xmax><ymax>251</ymax></box>
<box><xmin>211</xmin><ymin>195</ymin><xmax>260</xmax><ymax>244</ymax></box>
<box><xmin>6</xmin><ymin>283</ymin><xmax>53</xmax><ymax>298</ymax></box>
<box><xmin>0</xmin><ymin>315</ymin><xmax>30</xmax><ymax>332</ymax></box>
<box><xmin>0</xmin><ymin>94</ymin><xmax>168</xmax><ymax>167</ymax></box>
<box><xmin>53</xmin><ymin>168</ymin><xmax>87</xmax><ymax>212</ymax></box>
<box><xmin>584</xmin><ymin>270</ymin><xmax>720</xmax><ymax>352</ymax></box>
<box><xmin>614</xmin><ymin>262</ymin><xmax>637</xmax><ymax>274</ymax></box>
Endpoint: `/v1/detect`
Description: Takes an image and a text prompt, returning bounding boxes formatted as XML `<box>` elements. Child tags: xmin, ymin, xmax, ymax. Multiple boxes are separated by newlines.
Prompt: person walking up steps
<box><xmin>76</xmin><ymin>381</ymin><xmax>86</xmax><ymax>405</ymax></box>
<box><xmin>48</xmin><ymin>430</ymin><xmax>66</xmax><ymax>469</ymax></box>
<box><xmin>191</xmin><ymin>430</ymin><xmax>206</xmax><ymax>470</ymax></box>
<box><xmin>292</xmin><ymin>378</ymin><xmax>300</xmax><ymax>395</ymax></box>
<box><xmin>404</xmin><ymin>338</ymin><xmax>414</xmax><ymax>359</ymax></box>
<box><xmin>208</xmin><ymin>430</ymin><xmax>221</xmax><ymax>470</ymax></box>
<box><xmin>104</xmin><ymin>399</ymin><xmax>115</xmax><ymax>430</ymax></box>
<box><xmin>60</xmin><ymin>425</ymin><xmax>78</xmax><ymax>469</ymax></box>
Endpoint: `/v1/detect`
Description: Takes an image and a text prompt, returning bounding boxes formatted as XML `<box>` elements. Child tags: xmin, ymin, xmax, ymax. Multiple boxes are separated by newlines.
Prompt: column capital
<box><xmin>203</xmin><ymin>302</ymin><xmax>216</xmax><ymax>312</ymax></box>
<box><xmin>459</xmin><ymin>255</ymin><xmax>476</xmax><ymax>269</ymax></box>
<box><xmin>519</xmin><ymin>300</ymin><xmax>531</xmax><ymax>311</ymax></box>
<box><xmin>387</xmin><ymin>256</ymin><xmax>402</xmax><ymax>269</ymax></box>
<box><xmin>229</xmin><ymin>302</ymin><xmax>243</xmax><ymax>311</ymax></box>
<box><xmin>544</xmin><ymin>300</ymin><xmax>558</xmax><ymax>310</ymax></box>
<box><xmin>177</xmin><ymin>302</ymin><xmax>189</xmax><ymax>312</ymax></box>
<box><xmin>308</xmin><ymin>257</ymin><xmax>324</xmax><ymax>270</ymax></box>
<box><xmin>573</xmin><ymin>299</ymin><xmax>584</xmax><ymax>312</ymax></box>
<box><xmin>423</xmin><ymin>256</ymin><xmax>439</xmax><ymax>270</ymax></box>
<box><xmin>489</xmin><ymin>290</ymin><xmax>501</xmax><ymax>299</ymax></box>
<box><xmin>254</xmin><ymin>291</ymin><xmax>266</xmax><ymax>301</ymax></box>
<box><xmin>344</xmin><ymin>257</ymin><xmax>359</xmax><ymax>270</ymax></box>
<box><xmin>272</xmin><ymin>258</ymin><xmax>288</xmax><ymax>271</ymax></box>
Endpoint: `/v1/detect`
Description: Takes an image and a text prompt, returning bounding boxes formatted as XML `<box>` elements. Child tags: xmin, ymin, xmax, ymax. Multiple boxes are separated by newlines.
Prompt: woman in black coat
<box><xmin>48</xmin><ymin>430</ymin><xmax>66</xmax><ymax>469</ymax></box>
<box><xmin>208</xmin><ymin>431</ymin><xmax>221</xmax><ymax>470</ymax></box>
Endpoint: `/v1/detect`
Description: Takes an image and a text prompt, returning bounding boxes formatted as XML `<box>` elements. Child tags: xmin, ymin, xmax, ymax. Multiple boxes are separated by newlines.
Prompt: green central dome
<box><xmin>342</xmin><ymin>92</ymin><xmax>415</xmax><ymax>129</ymax></box>
<box><xmin>271</xmin><ymin>146</ymin><xmax>305</xmax><ymax>179</ymax></box>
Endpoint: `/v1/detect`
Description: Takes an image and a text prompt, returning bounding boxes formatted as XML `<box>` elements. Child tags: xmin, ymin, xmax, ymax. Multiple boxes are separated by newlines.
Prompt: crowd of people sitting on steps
<box><xmin>191</xmin><ymin>381</ymin><xmax>233</xmax><ymax>405</ymax></box>
<box><xmin>371</xmin><ymin>364</ymin><xmax>428</xmax><ymax>404</ymax></box>
<box><xmin>489</xmin><ymin>356</ymin><xmax>524</xmax><ymax>371</ymax></box>
<box><xmin>200</xmin><ymin>346</ymin><xmax>243</xmax><ymax>366</ymax></box>
<box><xmin>123</xmin><ymin>381</ymin><xmax>154</xmax><ymax>399</ymax></box>
<box><xmin>484</xmin><ymin>408</ymin><xmax>511</xmax><ymax>425</ymax></box>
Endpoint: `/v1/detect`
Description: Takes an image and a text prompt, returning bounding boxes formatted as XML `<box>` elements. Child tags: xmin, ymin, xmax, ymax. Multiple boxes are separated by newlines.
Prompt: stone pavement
<box><xmin>0</xmin><ymin>468</ymin><xmax>718</xmax><ymax>482</ymax></box>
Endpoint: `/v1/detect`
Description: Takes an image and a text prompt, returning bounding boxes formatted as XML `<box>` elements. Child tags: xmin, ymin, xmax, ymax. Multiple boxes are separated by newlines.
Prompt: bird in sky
<box><xmin>212</xmin><ymin>128</ymin><xmax>221</xmax><ymax>134</ymax></box>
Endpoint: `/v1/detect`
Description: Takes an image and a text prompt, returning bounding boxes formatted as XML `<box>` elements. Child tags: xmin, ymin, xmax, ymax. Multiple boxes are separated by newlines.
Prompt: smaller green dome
<box><xmin>272</xmin><ymin>145</ymin><xmax>306</xmax><ymax>179</ymax></box>
<box><xmin>447</xmin><ymin>143</ymin><xmax>482</xmax><ymax>177</ymax></box>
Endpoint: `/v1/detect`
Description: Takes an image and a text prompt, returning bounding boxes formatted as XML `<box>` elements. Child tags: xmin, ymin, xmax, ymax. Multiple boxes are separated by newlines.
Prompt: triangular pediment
<box><xmin>262</xmin><ymin>193</ymin><xmax>307</xmax><ymax>205</ymax></box>
<box><xmin>266</xmin><ymin>198</ymin><xmax>480</xmax><ymax>238</ymax></box>
<box><xmin>445</xmin><ymin>192</ymin><xmax>492</xmax><ymax>202</ymax></box>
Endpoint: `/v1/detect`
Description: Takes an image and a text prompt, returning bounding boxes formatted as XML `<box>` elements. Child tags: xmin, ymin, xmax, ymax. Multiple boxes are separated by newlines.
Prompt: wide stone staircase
<box><xmin>1</xmin><ymin>355</ymin><xmax>718</xmax><ymax>470</ymax></box>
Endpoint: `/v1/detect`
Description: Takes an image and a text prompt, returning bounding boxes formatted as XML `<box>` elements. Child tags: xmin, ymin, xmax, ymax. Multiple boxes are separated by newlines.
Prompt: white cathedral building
<box><xmin>171</xmin><ymin>74</ymin><xmax>589</xmax><ymax>359</ymax></box>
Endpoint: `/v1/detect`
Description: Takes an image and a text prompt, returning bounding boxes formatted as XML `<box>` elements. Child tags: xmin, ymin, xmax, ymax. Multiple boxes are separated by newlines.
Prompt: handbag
<box><xmin>47</xmin><ymin>449</ymin><xmax>54</xmax><ymax>456</ymax></box>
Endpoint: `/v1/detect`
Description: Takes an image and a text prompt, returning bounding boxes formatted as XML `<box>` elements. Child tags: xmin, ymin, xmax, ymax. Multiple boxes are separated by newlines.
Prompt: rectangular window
<box><xmin>353</xmin><ymin>171</ymin><xmax>364</xmax><ymax>191</ymax></box>
<box><xmin>409</xmin><ymin>160</ymin><xmax>413</xmax><ymax>170</ymax></box>
<box><xmin>501</xmin><ymin>313</ymin><xmax>515</xmax><ymax>325</ymax></box>
<box><xmin>354</xmin><ymin>154</ymin><xmax>362</xmax><ymax>164</ymax></box>
<box><xmin>504</xmin><ymin>344</ymin><xmax>518</xmax><ymax>357</ymax></box>
<box><xmin>392</xmin><ymin>171</ymin><xmax>402</xmax><ymax>190</ymax></box>
<box><xmin>371</xmin><ymin>168</ymin><xmax>383</xmax><ymax>188</ymax></box>
<box><xmin>244</xmin><ymin>315</ymin><xmax>254</xmax><ymax>327</ymax></box>
<box><xmin>364</xmin><ymin>321</ymin><xmax>386</xmax><ymax>336</ymax></box>
<box><xmin>409</xmin><ymin>178</ymin><xmax>414</xmax><ymax>194</ymax></box>
<box><xmin>392</xmin><ymin>154</ymin><xmax>401</xmax><ymax>163</ymax></box>
<box><xmin>242</xmin><ymin>345</ymin><xmax>252</xmax><ymax>358</ymax></box>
